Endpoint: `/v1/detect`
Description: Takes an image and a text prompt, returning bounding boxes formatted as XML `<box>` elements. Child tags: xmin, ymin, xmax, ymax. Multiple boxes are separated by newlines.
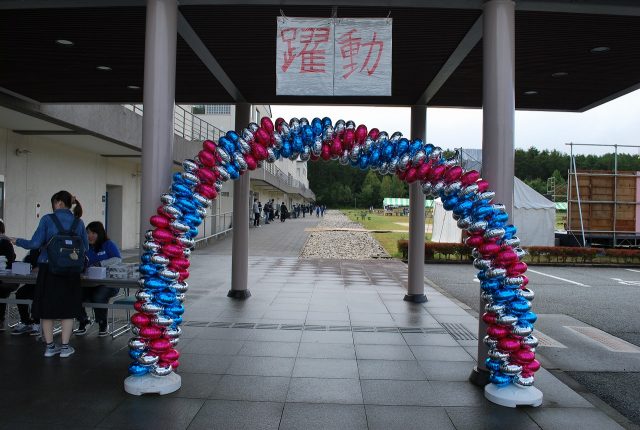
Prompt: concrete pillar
<box><xmin>140</xmin><ymin>0</ymin><xmax>177</xmax><ymax>247</ymax></box>
<box><xmin>471</xmin><ymin>0</ymin><xmax>515</xmax><ymax>386</ymax></box>
<box><xmin>229</xmin><ymin>103</ymin><xmax>251</xmax><ymax>299</ymax></box>
<box><xmin>405</xmin><ymin>105</ymin><xmax>427</xmax><ymax>303</ymax></box>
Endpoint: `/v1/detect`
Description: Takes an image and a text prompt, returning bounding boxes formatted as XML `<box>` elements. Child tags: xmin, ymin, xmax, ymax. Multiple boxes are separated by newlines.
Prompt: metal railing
<box><xmin>123</xmin><ymin>104</ymin><xmax>225</xmax><ymax>142</ymax></box>
<box><xmin>194</xmin><ymin>211</ymin><xmax>234</xmax><ymax>246</ymax></box>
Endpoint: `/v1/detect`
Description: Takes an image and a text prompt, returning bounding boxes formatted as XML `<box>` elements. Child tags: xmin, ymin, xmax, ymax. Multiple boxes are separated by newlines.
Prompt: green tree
<box><xmin>358</xmin><ymin>170</ymin><xmax>382</xmax><ymax>208</ymax></box>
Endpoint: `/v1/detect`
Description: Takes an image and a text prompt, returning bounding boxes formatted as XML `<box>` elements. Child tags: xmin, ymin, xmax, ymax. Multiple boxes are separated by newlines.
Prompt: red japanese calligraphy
<box><xmin>280</xmin><ymin>27</ymin><xmax>331</xmax><ymax>74</ymax></box>
<box><xmin>337</xmin><ymin>29</ymin><xmax>384</xmax><ymax>79</ymax></box>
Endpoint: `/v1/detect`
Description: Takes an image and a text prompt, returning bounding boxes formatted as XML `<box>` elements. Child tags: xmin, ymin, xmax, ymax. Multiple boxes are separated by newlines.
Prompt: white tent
<box><xmin>431</xmin><ymin>177</ymin><xmax>556</xmax><ymax>246</ymax></box>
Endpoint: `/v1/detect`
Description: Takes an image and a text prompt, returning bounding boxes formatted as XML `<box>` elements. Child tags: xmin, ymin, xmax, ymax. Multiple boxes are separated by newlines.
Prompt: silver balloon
<box><xmin>289</xmin><ymin>117</ymin><xmax>300</xmax><ymax>133</ymax></box>
<box><xmin>299</xmin><ymin>117</ymin><xmax>309</xmax><ymax>127</ymax></box>
<box><xmin>182</xmin><ymin>159</ymin><xmax>199</xmax><ymax>173</ymax></box>
<box><xmin>151</xmin><ymin>364</ymin><xmax>173</xmax><ymax>377</ymax></box>
<box><xmin>267</xmin><ymin>148</ymin><xmax>277</xmax><ymax>163</ymax></box>
<box><xmin>334</xmin><ymin>119</ymin><xmax>345</xmax><ymax>135</ymax></box>
<box><xmin>486</xmin><ymin>303</ymin><xmax>506</xmax><ymax>314</ymax></box>
<box><xmin>488</xmin><ymin>349</ymin><xmax>510</xmax><ymax>361</ymax></box>
<box><xmin>412</xmin><ymin>150</ymin><xmax>426</xmax><ymax>166</ymax></box>
<box><xmin>443</xmin><ymin>157</ymin><xmax>458</xmax><ymax>167</ymax></box>
<box><xmin>237</xmin><ymin>137</ymin><xmax>251</xmax><ymax>154</ymax></box>
<box><xmin>512</xmin><ymin>324</ymin><xmax>533</xmax><ymax>337</ymax></box>
<box><xmin>500</xmin><ymin>363</ymin><xmax>523</xmax><ymax>375</ymax></box>
<box><xmin>279</xmin><ymin>123</ymin><xmax>291</xmax><ymax>138</ymax></box>
<box><xmin>160</xmin><ymin>204</ymin><xmax>183</xmax><ymax>219</ymax></box>
<box><xmin>502</xmin><ymin>236</ymin><xmax>521</xmax><ymax>247</ymax></box>
<box><xmin>165</xmin><ymin>327</ymin><xmax>182</xmax><ymax>338</ymax></box>
<box><xmin>421</xmin><ymin>182</ymin><xmax>435</xmax><ymax>196</ymax></box>
<box><xmin>504</xmin><ymin>276</ymin><xmax>525</xmax><ymax>287</ymax></box>
<box><xmin>522</xmin><ymin>335</ymin><xmax>539</xmax><ymax>348</ymax></box>
<box><xmin>130</xmin><ymin>326</ymin><xmax>140</xmax><ymax>336</ymax></box>
<box><xmin>176</xmin><ymin>293</ymin><xmax>186</xmax><ymax>302</ymax></box>
<box><xmin>182</xmin><ymin>248</ymin><xmax>192</xmax><ymax>258</ymax></box>
<box><xmin>160</xmin><ymin>193</ymin><xmax>176</xmax><ymax>205</ymax></box>
<box><xmin>322</xmin><ymin>125</ymin><xmax>334</xmax><ymax>141</ymax></box>
<box><xmin>483</xmin><ymin>335</ymin><xmax>498</xmax><ymax>349</ymax></box>
<box><xmin>171</xmin><ymin>281</ymin><xmax>189</xmax><ymax>293</ymax></box>
<box><xmin>398</xmin><ymin>154</ymin><xmax>411</xmax><ymax>171</ymax></box>
<box><xmin>376</xmin><ymin>131</ymin><xmax>389</xmax><ymax>145</ymax></box>
<box><xmin>234</xmin><ymin>152</ymin><xmax>248</xmax><ymax>171</ymax></box>
<box><xmin>216</xmin><ymin>166</ymin><xmax>230</xmax><ymax>181</ymax></box>
<box><xmin>339</xmin><ymin>150</ymin><xmax>350</xmax><ymax>165</ymax></box>
<box><xmin>169</xmin><ymin>338</ymin><xmax>180</xmax><ymax>347</ymax></box>
<box><xmin>181</xmin><ymin>172</ymin><xmax>200</xmax><ymax>185</ymax></box>
<box><xmin>216</xmin><ymin>147</ymin><xmax>231</xmax><ymax>164</ymax></box>
<box><xmin>345</xmin><ymin>120</ymin><xmax>356</xmax><ymax>130</ymax></box>
<box><xmin>388</xmin><ymin>156</ymin><xmax>399</xmax><ymax>172</ymax></box>
<box><xmin>514</xmin><ymin>247</ymin><xmax>527</xmax><ymax>260</ymax></box>
<box><xmin>272</xmin><ymin>133</ymin><xmax>283</xmax><ymax>150</ymax></box>
<box><xmin>137</xmin><ymin>353</ymin><xmax>160</xmax><ymax>366</ymax></box>
<box><xmin>457</xmin><ymin>216</ymin><xmax>473</xmax><ymax>229</ymax></box>
<box><xmin>151</xmin><ymin>254</ymin><xmax>170</xmax><ymax>265</ymax></box>
<box><xmin>247</xmin><ymin>122</ymin><xmax>259</xmax><ymax>133</ymax></box>
<box><xmin>143</xmin><ymin>240</ymin><xmax>161</xmax><ymax>252</ymax></box>
<box><xmin>492</xmin><ymin>203</ymin><xmax>506</xmax><ymax>213</ymax></box>
<box><xmin>514</xmin><ymin>374</ymin><xmax>535</xmax><ymax>387</ymax></box>
<box><xmin>473</xmin><ymin>258</ymin><xmax>492</xmax><ymax>270</ymax></box>
<box><xmin>444</xmin><ymin>181</ymin><xmax>462</xmax><ymax>195</ymax></box>
<box><xmin>363</xmin><ymin>137</ymin><xmax>374</xmax><ymax>153</ymax></box>
<box><xmin>170</xmin><ymin>221</ymin><xmax>190</xmax><ymax>233</ymax></box>
<box><xmin>481</xmin><ymin>292</ymin><xmax>494</xmax><ymax>303</ymax></box>
<box><xmin>468</xmin><ymin>220</ymin><xmax>488</xmax><ymax>233</ymax></box>
<box><xmin>152</xmin><ymin>316</ymin><xmax>174</xmax><ymax>326</ymax></box>
<box><xmin>459</xmin><ymin>183</ymin><xmax>479</xmax><ymax>197</ymax></box>
<box><xmin>177</xmin><ymin>236</ymin><xmax>196</xmax><ymax>249</ymax></box>
<box><xmin>160</xmin><ymin>269</ymin><xmax>179</xmax><ymax>280</ymax></box>
<box><xmin>192</xmin><ymin>193</ymin><xmax>210</xmax><ymax>208</ymax></box>
<box><xmin>476</xmin><ymin>191</ymin><xmax>496</xmax><ymax>201</ymax></box>
<box><xmin>519</xmin><ymin>288</ymin><xmax>535</xmax><ymax>301</ymax></box>
<box><xmin>196</xmin><ymin>206</ymin><xmax>207</xmax><ymax>217</ymax></box>
<box><xmin>430</xmin><ymin>147</ymin><xmax>443</xmax><ymax>160</ymax></box>
<box><xmin>350</xmin><ymin>145</ymin><xmax>361</xmax><ymax>161</ymax></box>
<box><xmin>299</xmin><ymin>146</ymin><xmax>311</xmax><ymax>162</ymax></box>
<box><xmin>497</xmin><ymin>314</ymin><xmax>518</xmax><ymax>326</ymax></box>
<box><xmin>484</xmin><ymin>228</ymin><xmax>506</xmax><ymax>240</ymax></box>
<box><xmin>390</xmin><ymin>131</ymin><xmax>403</xmax><ymax>143</ymax></box>
<box><xmin>379</xmin><ymin>162</ymin><xmax>389</xmax><ymax>176</ymax></box>
<box><xmin>214</xmin><ymin>180</ymin><xmax>223</xmax><ymax>192</ymax></box>
<box><xmin>136</xmin><ymin>290</ymin><xmax>154</xmax><ymax>301</ymax></box>
<box><xmin>433</xmin><ymin>181</ymin><xmax>446</xmax><ymax>195</ymax></box>
<box><xmin>128</xmin><ymin>337</ymin><xmax>147</xmax><ymax>350</ymax></box>
<box><xmin>144</xmin><ymin>230</ymin><xmax>155</xmax><ymax>241</ymax></box>
<box><xmin>486</xmin><ymin>268</ymin><xmax>507</xmax><ymax>278</ymax></box>
<box><xmin>312</xmin><ymin>137</ymin><xmax>323</xmax><ymax>156</ymax></box>
<box><xmin>288</xmin><ymin>151</ymin><xmax>299</xmax><ymax>161</ymax></box>
<box><xmin>471</xmin><ymin>249</ymin><xmax>481</xmax><ymax>259</ymax></box>
<box><xmin>141</xmin><ymin>302</ymin><xmax>163</xmax><ymax>314</ymax></box>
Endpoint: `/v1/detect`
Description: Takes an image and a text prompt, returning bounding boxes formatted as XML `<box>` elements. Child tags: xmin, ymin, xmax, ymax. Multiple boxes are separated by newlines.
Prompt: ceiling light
<box><xmin>551</xmin><ymin>72</ymin><xmax>568</xmax><ymax>78</ymax></box>
<box><xmin>590</xmin><ymin>46</ymin><xmax>610</xmax><ymax>53</ymax></box>
<box><xmin>524</xmin><ymin>90</ymin><xmax>538</xmax><ymax>95</ymax></box>
<box><xmin>96</xmin><ymin>66</ymin><xmax>112</xmax><ymax>71</ymax></box>
<box><xmin>127</xmin><ymin>85</ymin><xmax>141</xmax><ymax>90</ymax></box>
<box><xmin>55</xmin><ymin>39</ymin><xmax>74</xmax><ymax>46</ymax></box>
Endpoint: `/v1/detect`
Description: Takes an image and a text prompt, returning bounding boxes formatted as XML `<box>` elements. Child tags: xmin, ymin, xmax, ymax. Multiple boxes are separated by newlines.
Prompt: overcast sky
<box><xmin>271</xmin><ymin>88</ymin><xmax>640</xmax><ymax>156</ymax></box>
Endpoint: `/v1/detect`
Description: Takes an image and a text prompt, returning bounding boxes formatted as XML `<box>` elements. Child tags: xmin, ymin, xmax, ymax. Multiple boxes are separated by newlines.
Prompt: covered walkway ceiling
<box><xmin>1</xmin><ymin>0</ymin><xmax>639</xmax><ymax>111</ymax></box>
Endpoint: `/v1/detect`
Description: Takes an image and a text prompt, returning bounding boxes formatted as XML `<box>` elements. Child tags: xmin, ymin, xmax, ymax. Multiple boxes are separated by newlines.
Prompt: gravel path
<box><xmin>300</xmin><ymin>210</ymin><xmax>390</xmax><ymax>259</ymax></box>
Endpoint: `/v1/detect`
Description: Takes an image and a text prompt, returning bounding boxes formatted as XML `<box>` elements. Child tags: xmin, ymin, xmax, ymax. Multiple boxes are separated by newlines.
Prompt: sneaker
<box><xmin>74</xmin><ymin>320</ymin><xmax>90</xmax><ymax>336</ymax></box>
<box><xmin>29</xmin><ymin>323</ymin><xmax>41</xmax><ymax>336</ymax></box>
<box><xmin>44</xmin><ymin>343</ymin><xmax>61</xmax><ymax>357</ymax></box>
<box><xmin>11</xmin><ymin>322</ymin><xmax>32</xmax><ymax>335</ymax></box>
<box><xmin>59</xmin><ymin>345</ymin><xmax>75</xmax><ymax>358</ymax></box>
<box><xmin>98</xmin><ymin>322</ymin><xmax>109</xmax><ymax>337</ymax></box>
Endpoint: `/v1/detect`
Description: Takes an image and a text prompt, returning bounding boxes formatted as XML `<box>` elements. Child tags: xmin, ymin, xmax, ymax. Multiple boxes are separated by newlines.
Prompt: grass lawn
<box><xmin>342</xmin><ymin>210</ymin><xmax>431</xmax><ymax>258</ymax></box>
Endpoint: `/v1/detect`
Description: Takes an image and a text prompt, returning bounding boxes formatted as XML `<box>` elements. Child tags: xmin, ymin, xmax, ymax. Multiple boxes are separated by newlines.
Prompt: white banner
<box><xmin>276</xmin><ymin>17</ymin><xmax>392</xmax><ymax>96</ymax></box>
<box><xmin>334</xmin><ymin>18</ymin><xmax>392</xmax><ymax>96</ymax></box>
<box><xmin>276</xmin><ymin>17</ymin><xmax>334</xmax><ymax>96</ymax></box>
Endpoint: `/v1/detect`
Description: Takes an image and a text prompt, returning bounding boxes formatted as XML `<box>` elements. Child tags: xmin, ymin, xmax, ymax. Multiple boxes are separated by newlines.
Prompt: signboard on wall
<box><xmin>276</xmin><ymin>17</ymin><xmax>392</xmax><ymax>96</ymax></box>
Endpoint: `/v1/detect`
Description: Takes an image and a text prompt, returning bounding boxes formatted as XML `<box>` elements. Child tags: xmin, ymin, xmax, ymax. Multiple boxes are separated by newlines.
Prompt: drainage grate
<box><xmin>255</xmin><ymin>324</ymin><xmax>279</xmax><ymax>330</ymax></box>
<box><xmin>565</xmin><ymin>326</ymin><xmax>639</xmax><ymax>353</ymax></box>
<box><xmin>399</xmin><ymin>327</ymin><xmax>425</xmax><ymax>333</ymax></box>
<box><xmin>328</xmin><ymin>325</ymin><xmax>352</xmax><ymax>331</ymax></box>
<box><xmin>377</xmin><ymin>327</ymin><xmax>400</xmax><ymax>333</ymax></box>
<box><xmin>352</xmin><ymin>326</ymin><xmax>377</xmax><ymax>332</ymax></box>
<box><xmin>441</xmin><ymin>323</ymin><xmax>477</xmax><ymax>340</ymax></box>
<box><xmin>182</xmin><ymin>321</ymin><xmax>448</xmax><ymax>334</ymax></box>
<box><xmin>232</xmin><ymin>323</ymin><xmax>256</xmax><ymax>329</ymax></box>
<box><xmin>281</xmin><ymin>324</ymin><xmax>304</xmax><ymax>330</ymax></box>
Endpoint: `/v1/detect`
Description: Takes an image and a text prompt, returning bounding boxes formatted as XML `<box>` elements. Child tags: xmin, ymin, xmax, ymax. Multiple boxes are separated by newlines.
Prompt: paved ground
<box><xmin>424</xmin><ymin>263</ymin><xmax>640</xmax><ymax>427</ymax></box>
<box><xmin>0</xmin><ymin>221</ymin><xmax>630</xmax><ymax>429</ymax></box>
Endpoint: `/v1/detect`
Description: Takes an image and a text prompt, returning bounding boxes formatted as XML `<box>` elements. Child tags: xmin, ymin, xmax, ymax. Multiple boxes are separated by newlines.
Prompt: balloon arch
<box><xmin>128</xmin><ymin>116</ymin><xmax>540</xmax><ymax>393</ymax></box>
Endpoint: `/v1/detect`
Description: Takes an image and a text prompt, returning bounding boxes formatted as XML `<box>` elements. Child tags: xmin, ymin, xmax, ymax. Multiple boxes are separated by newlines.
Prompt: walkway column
<box><xmin>139</xmin><ymin>0</ymin><xmax>177</xmax><ymax>247</ymax></box>
<box><xmin>470</xmin><ymin>0</ymin><xmax>515</xmax><ymax>386</ymax></box>
<box><xmin>126</xmin><ymin>0</ymin><xmax>181</xmax><ymax>396</ymax></box>
<box><xmin>405</xmin><ymin>105</ymin><xmax>428</xmax><ymax>303</ymax></box>
<box><xmin>229</xmin><ymin>103</ymin><xmax>251</xmax><ymax>299</ymax></box>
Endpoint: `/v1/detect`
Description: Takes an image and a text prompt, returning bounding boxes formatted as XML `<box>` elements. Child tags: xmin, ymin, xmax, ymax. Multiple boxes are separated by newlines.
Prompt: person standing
<box><xmin>10</xmin><ymin>191</ymin><xmax>88</xmax><ymax>358</ymax></box>
<box><xmin>264</xmin><ymin>201</ymin><xmax>271</xmax><ymax>225</ymax></box>
<box><xmin>252</xmin><ymin>199</ymin><xmax>260</xmax><ymax>227</ymax></box>
<box><xmin>0</xmin><ymin>220</ymin><xmax>17</xmax><ymax>331</ymax></box>
<box><xmin>280</xmin><ymin>202</ymin><xmax>288</xmax><ymax>223</ymax></box>
<box><xmin>75</xmin><ymin>221</ymin><xmax>122</xmax><ymax>337</ymax></box>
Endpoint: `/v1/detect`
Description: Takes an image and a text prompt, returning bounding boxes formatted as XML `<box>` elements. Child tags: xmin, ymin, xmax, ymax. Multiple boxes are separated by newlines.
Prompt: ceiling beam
<box><xmin>415</xmin><ymin>15</ymin><xmax>482</xmax><ymax>106</ymax></box>
<box><xmin>177</xmin><ymin>12</ymin><xmax>245</xmax><ymax>102</ymax></box>
<box><xmin>578</xmin><ymin>82</ymin><xmax>640</xmax><ymax>112</ymax></box>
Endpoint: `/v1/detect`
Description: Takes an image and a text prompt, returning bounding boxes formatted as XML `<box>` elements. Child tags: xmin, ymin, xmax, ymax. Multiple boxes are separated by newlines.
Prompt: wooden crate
<box><xmin>568</xmin><ymin>170</ymin><xmax>638</xmax><ymax>233</ymax></box>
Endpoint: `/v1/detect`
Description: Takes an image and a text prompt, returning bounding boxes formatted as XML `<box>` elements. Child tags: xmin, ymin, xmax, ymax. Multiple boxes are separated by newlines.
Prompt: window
<box><xmin>191</xmin><ymin>105</ymin><xmax>205</xmax><ymax>115</ymax></box>
<box><xmin>205</xmin><ymin>105</ymin><xmax>231</xmax><ymax>115</ymax></box>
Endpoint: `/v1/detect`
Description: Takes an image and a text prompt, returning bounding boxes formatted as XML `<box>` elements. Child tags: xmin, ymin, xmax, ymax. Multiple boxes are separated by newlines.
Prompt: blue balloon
<box><xmin>358</xmin><ymin>155</ymin><xmax>369</xmax><ymax>170</ymax></box>
<box><xmin>370</xmin><ymin>149</ymin><xmax>381</xmax><ymax>165</ymax></box>
<box><xmin>226</xmin><ymin>130</ymin><xmax>239</xmax><ymax>142</ymax></box>
<box><xmin>322</xmin><ymin>117</ymin><xmax>332</xmax><ymax>128</ymax></box>
<box><xmin>129</xmin><ymin>362</ymin><xmax>150</xmax><ymax>376</ymax></box>
<box><xmin>171</xmin><ymin>183</ymin><xmax>193</xmax><ymax>198</ymax></box>
<box><xmin>281</xmin><ymin>142</ymin><xmax>292</xmax><ymax>158</ymax></box>
<box><xmin>443</xmin><ymin>196</ymin><xmax>458</xmax><ymax>211</ymax></box>
<box><xmin>409</xmin><ymin>139</ymin><xmax>423</xmax><ymax>155</ymax></box>
<box><xmin>176</xmin><ymin>197</ymin><xmax>197</xmax><ymax>213</ymax></box>
<box><xmin>485</xmin><ymin>358</ymin><xmax>502</xmax><ymax>372</ymax></box>
<box><xmin>509</xmin><ymin>298</ymin><xmax>532</xmax><ymax>314</ymax></box>
<box><xmin>493</xmin><ymin>289</ymin><xmax>517</xmax><ymax>302</ymax></box>
<box><xmin>187</xmin><ymin>226</ymin><xmax>199</xmax><ymax>238</ymax></box>
<box><xmin>172</xmin><ymin>316</ymin><xmax>183</xmax><ymax>326</ymax></box>
<box><xmin>424</xmin><ymin>143</ymin><xmax>434</xmax><ymax>156</ymax></box>
<box><xmin>453</xmin><ymin>200</ymin><xmax>473</xmax><ymax>216</ymax></box>
<box><xmin>504</xmin><ymin>225</ymin><xmax>517</xmax><ymax>239</ymax></box>
<box><xmin>397</xmin><ymin>138</ymin><xmax>410</xmax><ymax>156</ymax></box>
<box><xmin>490</xmin><ymin>372</ymin><xmax>512</xmax><ymax>387</ymax></box>
<box><xmin>168</xmin><ymin>304</ymin><xmax>185</xmax><ymax>315</ymax></box>
<box><xmin>226</xmin><ymin>164</ymin><xmax>239</xmax><ymax>180</ymax></box>
<box><xmin>183</xmin><ymin>213</ymin><xmax>203</xmax><ymax>227</ymax></box>
<box><xmin>311</xmin><ymin>118</ymin><xmax>323</xmax><ymax>136</ymax></box>
<box><xmin>218</xmin><ymin>136</ymin><xmax>233</xmax><ymax>150</ymax></box>
<box><xmin>156</xmin><ymin>291</ymin><xmax>177</xmax><ymax>305</ymax></box>
<box><xmin>142</xmin><ymin>278</ymin><xmax>169</xmax><ymax>290</ymax></box>
<box><xmin>477</xmin><ymin>271</ymin><xmax>488</xmax><ymax>282</ymax></box>
<box><xmin>519</xmin><ymin>311</ymin><xmax>537</xmax><ymax>324</ymax></box>
<box><xmin>129</xmin><ymin>349</ymin><xmax>145</xmax><ymax>360</ymax></box>
<box><xmin>480</xmin><ymin>279</ymin><xmax>501</xmax><ymax>292</ymax></box>
<box><xmin>293</xmin><ymin>135</ymin><xmax>304</xmax><ymax>152</ymax></box>
<box><xmin>492</xmin><ymin>212</ymin><xmax>509</xmax><ymax>224</ymax></box>
<box><xmin>139</xmin><ymin>264</ymin><xmax>160</xmax><ymax>276</ymax></box>
<box><xmin>302</xmin><ymin>125</ymin><xmax>314</xmax><ymax>143</ymax></box>
<box><xmin>141</xmin><ymin>252</ymin><xmax>154</xmax><ymax>264</ymax></box>
<box><xmin>473</xmin><ymin>205</ymin><xmax>493</xmax><ymax>219</ymax></box>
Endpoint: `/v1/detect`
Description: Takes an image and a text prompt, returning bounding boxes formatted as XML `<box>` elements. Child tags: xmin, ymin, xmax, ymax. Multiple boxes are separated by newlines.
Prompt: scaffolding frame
<box><xmin>566</xmin><ymin>142</ymin><xmax>640</xmax><ymax>247</ymax></box>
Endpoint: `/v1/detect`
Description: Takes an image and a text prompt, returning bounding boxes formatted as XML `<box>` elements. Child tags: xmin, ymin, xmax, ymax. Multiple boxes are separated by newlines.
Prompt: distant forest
<box><xmin>308</xmin><ymin>148</ymin><xmax>640</xmax><ymax>208</ymax></box>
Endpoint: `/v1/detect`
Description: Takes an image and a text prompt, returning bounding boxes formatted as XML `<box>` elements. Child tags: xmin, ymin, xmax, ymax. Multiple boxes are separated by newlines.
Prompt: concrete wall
<box><xmin>0</xmin><ymin>126</ymin><xmax>140</xmax><ymax>259</ymax></box>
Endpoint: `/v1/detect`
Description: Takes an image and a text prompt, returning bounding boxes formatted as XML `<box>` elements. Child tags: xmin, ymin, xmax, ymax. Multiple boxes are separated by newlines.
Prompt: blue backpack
<box><xmin>46</xmin><ymin>214</ymin><xmax>85</xmax><ymax>275</ymax></box>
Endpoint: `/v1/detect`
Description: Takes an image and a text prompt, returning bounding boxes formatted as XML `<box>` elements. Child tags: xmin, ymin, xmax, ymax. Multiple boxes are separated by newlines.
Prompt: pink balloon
<box><xmin>428</xmin><ymin>164</ymin><xmax>446</xmax><ymax>181</ymax></box>
<box><xmin>523</xmin><ymin>359</ymin><xmax>540</xmax><ymax>373</ymax></box>
<box><xmin>149</xmin><ymin>338</ymin><xmax>172</xmax><ymax>352</ymax></box>
<box><xmin>197</xmin><ymin>150</ymin><xmax>216</xmax><ymax>168</ymax></box>
<box><xmin>202</xmin><ymin>140</ymin><xmax>217</xmax><ymax>153</ymax></box>
<box><xmin>487</xmin><ymin>324</ymin><xmax>511</xmax><ymax>338</ymax></box>
<box><xmin>465</xmin><ymin>234</ymin><xmax>485</xmax><ymax>248</ymax></box>
<box><xmin>368</xmin><ymin>128</ymin><xmax>380</xmax><ymax>141</ymax></box>
<box><xmin>498</xmin><ymin>336</ymin><xmax>522</xmax><ymax>351</ymax></box>
<box><xmin>162</xmin><ymin>244</ymin><xmax>184</xmax><ymax>258</ymax></box>
<box><xmin>254</xmin><ymin>128</ymin><xmax>270</xmax><ymax>147</ymax></box>
<box><xmin>507</xmin><ymin>261</ymin><xmax>528</xmax><ymax>276</ymax></box>
<box><xmin>150</xmin><ymin>215</ymin><xmax>171</xmax><ymax>229</ymax></box>
<box><xmin>260</xmin><ymin>117</ymin><xmax>274</xmax><ymax>134</ymax></box>
<box><xmin>196</xmin><ymin>168</ymin><xmax>216</xmax><ymax>185</ymax></box>
<box><xmin>479</xmin><ymin>242</ymin><xmax>500</xmax><ymax>256</ymax></box>
<box><xmin>496</xmin><ymin>250</ymin><xmax>518</xmax><ymax>266</ymax></box>
<box><xmin>140</xmin><ymin>326</ymin><xmax>163</xmax><ymax>339</ymax></box>
<box><xmin>405</xmin><ymin>167</ymin><xmax>418</xmax><ymax>184</ymax></box>
<box><xmin>355</xmin><ymin>125</ymin><xmax>368</xmax><ymax>144</ymax></box>
<box><xmin>178</xmin><ymin>270</ymin><xmax>189</xmax><ymax>282</ymax></box>
<box><xmin>461</xmin><ymin>170</ymin><xmax>481</xmax><ymax>185</ymax></box>
<box><xmin>444</xmin><ymin>166</ymin><xmax>463</xmax><ymax>183</ymax></box>
<box><xmin>161</xmin><ymin>349</ymin><xmax>180</xmax><ymax>363</ymax></box>
<box><xmin>170</xmin><ymin>257</ymin><xmax>190</xmax><ymax>271</ymax></box>
<box><xmin>417</xmin><ymin>163</ymin><xmax>431</xmax><ymax>181</ymax></box>
<box><xmin>343</xmin><ymin>129</ymin><xmax>355</xmax><ymax>150</ymax></box>
<box><xmin>320</xmin><ymin>145</ymin><xmax>331</xmax><ymax>161</ymax></box>
<box><xmin>196</xmin><ymin>183</ymin><xmax>217</xmax><ymax>200</ymax></box>
<box><xmin>244</xmin><ymin>154</ymin><xmax>258</xmax><ymax>170</ymax></box>
<box><xmin>511</xmin><ymin>349</ymin><xmax>536</xmax><ymax>364</ymax></box>
<box><xmin>152</xmin><ymin>229</ymin><xmax>175</xmax><ymax>244</ymax></box>
<box><xmin>330</xmin><ymin>137</ymin><xmax>343</xmax><ymax>156</ymax></box>
<box><xmin>482</xmin><ymin>312</ymin><xmax>497</xmax><ymax>325</ymax></box>
<box><xmin>131</xmin><ymin>313</ymin><xmax>151</xmax><ymax>327</ymax></box>
<box><xmin>251</xmin><ymin>143</ymin><xmax>268</xmax><ymax>161</ymax></box>
<box><xmin>476</xmin><ymin>180</ymin><xmax>489</xmax><ymax>193</ymax></box>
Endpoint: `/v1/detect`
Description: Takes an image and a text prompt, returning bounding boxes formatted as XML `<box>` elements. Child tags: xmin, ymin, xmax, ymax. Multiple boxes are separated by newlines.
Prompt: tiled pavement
<box><xmin>0</xmin><ymin>215</ymin><xmax>627</xmax><ymax>429</ymax></box>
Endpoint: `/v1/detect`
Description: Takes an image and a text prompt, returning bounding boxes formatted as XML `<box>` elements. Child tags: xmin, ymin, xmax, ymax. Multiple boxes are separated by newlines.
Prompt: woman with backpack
<box><xmin>74</xmin><ymin>221</ymin><xmax>121</xmax><ymax>337</ymax></box>
<box><xmin>10</xmin><ymin>191</ymin><xmax>88</xmax><ymax>358</ymax></box>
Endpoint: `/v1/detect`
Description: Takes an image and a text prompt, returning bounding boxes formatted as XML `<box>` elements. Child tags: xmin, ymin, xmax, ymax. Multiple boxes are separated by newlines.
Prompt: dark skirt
<box><xmin>32</xmin><ymin>263</ymin><xmax>82</xmax><ymax>320</ymax></box>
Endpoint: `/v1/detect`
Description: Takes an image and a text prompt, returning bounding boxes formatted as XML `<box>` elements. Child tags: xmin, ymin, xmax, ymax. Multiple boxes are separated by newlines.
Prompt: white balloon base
<box><xmin>484</xmin><ymin>383</ymin><xmax>543</xmax><ymax>408</ymax></box>
<box><xmin>124</xmin><ymin>372</ymin><xmax>181</xmax><ymax>396</ymax></box>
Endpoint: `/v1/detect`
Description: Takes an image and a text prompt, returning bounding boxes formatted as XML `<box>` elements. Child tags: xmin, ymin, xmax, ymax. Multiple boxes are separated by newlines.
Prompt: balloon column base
<box><xmin>403</xmin><ymin>293</ymin><xmax>428</xmax><ymax>303</ymax></box>
<box><xmin>124</xmin><ymin>372</ymin><xmax>181</xmax><ymax>396</ymax></box>
<box><xmin>469</xmin><ymin>365</ymin><xmax>491</xmax><ymax>387</ymax></box>
<box><xmin>227</xmin><ymin>289</ymin><xmax>251</xmax><ymax>300</ymax></box>
<box><xmin>484</xmin><ymin>383</ymin><xmax>543</xmax><ymax>408</ymax></box>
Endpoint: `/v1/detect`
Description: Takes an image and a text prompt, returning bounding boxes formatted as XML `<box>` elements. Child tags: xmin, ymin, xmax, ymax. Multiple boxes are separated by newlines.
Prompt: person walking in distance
<box><xmin>252</xmin><ymin>198</ymin><xmax>260</xmax><ymax>227</ymax></box>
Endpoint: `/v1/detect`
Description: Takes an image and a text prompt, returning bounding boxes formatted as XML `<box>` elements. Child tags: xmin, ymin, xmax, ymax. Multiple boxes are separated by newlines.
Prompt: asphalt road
<box><xmin>424</xmin><ymin>263</ymin><xmax>640</xmax><ymax>427</ymax></box>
